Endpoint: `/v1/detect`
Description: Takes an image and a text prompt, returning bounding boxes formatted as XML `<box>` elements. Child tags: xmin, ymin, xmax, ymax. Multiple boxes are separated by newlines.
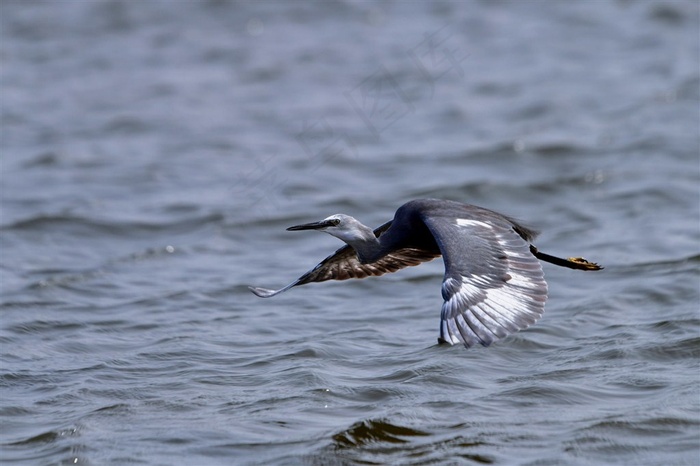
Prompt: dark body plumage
<box><xmin>250</xmin><ymin>199</ymin><xmax>601</xmax><ymax>349</ymax></box>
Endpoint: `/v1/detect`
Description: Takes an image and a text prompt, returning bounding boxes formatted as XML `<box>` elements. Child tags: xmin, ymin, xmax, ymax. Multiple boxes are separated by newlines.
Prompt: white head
<box><xmin>287</xmin><ymin>214</ymin><xmax>376</xmax><ymax>244</ymax></box>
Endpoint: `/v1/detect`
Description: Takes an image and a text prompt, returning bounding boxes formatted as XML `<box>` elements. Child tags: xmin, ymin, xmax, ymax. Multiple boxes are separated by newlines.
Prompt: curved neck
<box><xmin>337</xmin><ymin>222</ymin><xmax>385</xmax><ymax>264</ymax></box>
<box><xmin>349</xmin><ymin>235</ymin><xmax>384</xmax><ymax>264</ymax></box>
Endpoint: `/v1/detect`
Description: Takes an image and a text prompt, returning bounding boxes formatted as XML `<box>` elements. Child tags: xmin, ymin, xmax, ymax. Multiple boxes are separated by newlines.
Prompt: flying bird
<box><xmin>249</xmin><ymin>199</ymin><xmax>601</xmax><ymax>349</ymax></box>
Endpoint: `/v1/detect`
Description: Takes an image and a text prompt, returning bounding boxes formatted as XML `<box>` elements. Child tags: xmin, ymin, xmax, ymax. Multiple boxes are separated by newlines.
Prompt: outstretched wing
<box><xmin>249</xmin><ymin>221</ymin><xmax>440</xmax><ymax>298</ymax></box>
<box><xmin>421</xmin><ymin>215</ymin><xmax>547</xmax><ymax>348</ymax></box>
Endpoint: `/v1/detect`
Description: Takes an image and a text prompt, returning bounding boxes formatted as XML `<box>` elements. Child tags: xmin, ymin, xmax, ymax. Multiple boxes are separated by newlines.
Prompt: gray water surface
<box><xmin>2</xmin><ymin>1</ymin><xmax>699</xmax><ymax>465</ymax></box>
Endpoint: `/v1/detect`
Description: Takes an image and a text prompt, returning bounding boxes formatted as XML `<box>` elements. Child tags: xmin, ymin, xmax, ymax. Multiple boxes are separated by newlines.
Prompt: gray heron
<box><xmin>249</xmin><ymin>199</ymin><xmax>601</xmax><ymax>349</ymax></box>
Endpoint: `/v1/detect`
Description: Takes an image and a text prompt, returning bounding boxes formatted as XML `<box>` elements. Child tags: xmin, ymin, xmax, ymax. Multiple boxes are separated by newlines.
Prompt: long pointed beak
<box><xmin>287</xmin><ymin>220</ymin><xmax>332</xmax><ymax>231</ymax></box>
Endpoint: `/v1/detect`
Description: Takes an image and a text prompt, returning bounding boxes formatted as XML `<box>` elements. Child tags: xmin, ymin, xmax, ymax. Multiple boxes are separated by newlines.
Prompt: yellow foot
<box><xmin>567</xmin><ymin>257</ymin><xmax>603</xmax><ymax>270</ymax></box>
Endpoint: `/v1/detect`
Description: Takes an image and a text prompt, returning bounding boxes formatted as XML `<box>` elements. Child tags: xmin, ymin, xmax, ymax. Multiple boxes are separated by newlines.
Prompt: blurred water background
<box><xmin>1</xmin><ymin>1</ymin><xmax>699</xmax><ymax>465</ymax></box>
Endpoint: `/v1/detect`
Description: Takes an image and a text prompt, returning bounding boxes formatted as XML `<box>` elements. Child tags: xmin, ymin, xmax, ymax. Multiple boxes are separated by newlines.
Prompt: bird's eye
<box><xmin>330</xmin><ymin>219</ymin><xmax>341</xmax><ymax>226</ymax></box>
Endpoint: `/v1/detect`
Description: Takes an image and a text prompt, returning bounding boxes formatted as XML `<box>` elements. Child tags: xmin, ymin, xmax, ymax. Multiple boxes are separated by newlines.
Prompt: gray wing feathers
<box><xmin>422</xmin><ymin>215</ymin><xmax>547</xmax><ymax>348</ymax></box>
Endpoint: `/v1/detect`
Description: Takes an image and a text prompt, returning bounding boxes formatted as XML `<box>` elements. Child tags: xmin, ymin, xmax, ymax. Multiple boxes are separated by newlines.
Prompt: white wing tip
<box><xmin>248</xmin><ymin>286</ymin><xmax>279</xmax><ymax>298</ymax></box>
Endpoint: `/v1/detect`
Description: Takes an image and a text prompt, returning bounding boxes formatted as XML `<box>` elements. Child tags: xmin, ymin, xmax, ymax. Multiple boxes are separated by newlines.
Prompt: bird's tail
<box><xmin>530</xmin><ymin>246</ymin><xmax>603</xmax><ymax>271</ymax></box>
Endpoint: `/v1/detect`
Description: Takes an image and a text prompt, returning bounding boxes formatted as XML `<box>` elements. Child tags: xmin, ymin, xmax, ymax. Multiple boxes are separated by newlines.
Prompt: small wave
<box><xmin>0</xmin><ymin>212</ymin><xmax>224</xmax><ymax>235</ymax></box>
<box><xmin>612</xmin><ymin>253</ymin><xmax>700</xmax><ymax>274</ymax></box>
<box><xmin>636</xmin><ymin>336</ymin><xmax>700</xmax><ymax>362</ymax></box>
<box><xmin>321</xmin><ymin>418</ymin><xmax>495</xmax><ymax>465</ymax></box>
<box><xmin>332</xmin><ymin>418</ymin><xmax>430</xmax><ymax>449</ymax></box>
<box><xmin>5</xmin><ymin>429</ymin><xmax>66</xmax><ymax>446</ymax></box>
